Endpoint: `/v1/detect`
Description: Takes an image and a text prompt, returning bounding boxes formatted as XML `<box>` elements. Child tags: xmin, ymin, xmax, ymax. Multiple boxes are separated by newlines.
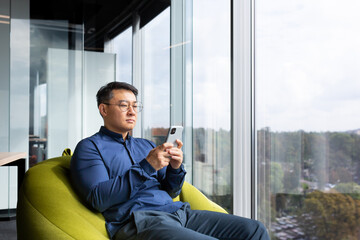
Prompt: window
<box><xmin>142</xmin><ymin>8</ymin><xmax>171</xmax><ymax>145</ymax></box>
<box><xmin>192</xmin><ymin>0</ymin><xmax>232</xmax><ymax>212</ymax></box>
<box><xmin>255</xmin><ymin>1</ymin><xmax>360</xmax><ymax>239</ymax></box>
<box><xmin>105</xmin><ymin>27</ymin><xmax>132</xmax><ymax>83</ymax></box>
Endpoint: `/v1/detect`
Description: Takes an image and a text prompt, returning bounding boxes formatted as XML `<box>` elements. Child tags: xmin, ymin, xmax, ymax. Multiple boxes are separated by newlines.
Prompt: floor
<box><xmin>0</xmin><ymin>219</ymin><xmax>17</xmax><ymax>240</ymax></box>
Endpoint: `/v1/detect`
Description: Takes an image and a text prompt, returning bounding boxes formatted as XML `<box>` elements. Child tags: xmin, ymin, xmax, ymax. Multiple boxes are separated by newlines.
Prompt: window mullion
<box><xmin>132</xmin><ymin>13</ymin><xmax>143</xmax><ymax>138</ymax></box>
<box><xmin>232</xmin><ymin>0</ymin><xmax>253</xmax><ymax>218</ymax></box>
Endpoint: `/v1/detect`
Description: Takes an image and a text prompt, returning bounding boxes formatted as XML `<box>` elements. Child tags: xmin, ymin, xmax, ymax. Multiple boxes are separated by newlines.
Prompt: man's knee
<box><xmin>257</xmin><ymin>221</ymin><xmax>267</xmax><ymax>232</ymax></box>
<box><xmin>250</xmin><ymin>220</ymin><xmax>269</xmax><ymax>239</ymax></box>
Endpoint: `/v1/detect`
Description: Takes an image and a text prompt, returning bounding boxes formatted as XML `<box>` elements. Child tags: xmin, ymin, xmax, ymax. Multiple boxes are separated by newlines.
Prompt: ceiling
<box><xmin>30</xmin><ymin>0</ymin><xmax>169</xmax><ymax>50</ymax></box>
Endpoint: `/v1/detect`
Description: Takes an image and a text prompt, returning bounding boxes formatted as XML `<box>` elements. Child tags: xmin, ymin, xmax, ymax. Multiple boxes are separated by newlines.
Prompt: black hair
<box><xmin>96</xmin><ymin>82</ymin><xmax>138</xmax><ymax>107</ymax></box>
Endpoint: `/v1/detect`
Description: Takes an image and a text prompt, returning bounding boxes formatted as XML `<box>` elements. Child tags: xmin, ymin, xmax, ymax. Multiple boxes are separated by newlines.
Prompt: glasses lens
<box><xmin>119</xmin><ymin>103</ymin><xmax>130</xmax><ymax>112</ymax></box>
<box><xmin>115</xmin><ymin>101</ymin><xmax>142</xmax><ymax>112</ymax></box>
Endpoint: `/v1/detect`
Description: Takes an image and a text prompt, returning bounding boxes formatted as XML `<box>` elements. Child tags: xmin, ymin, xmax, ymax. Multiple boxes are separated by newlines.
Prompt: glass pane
<box><xmin>142</xmin><ymin>8</ymin><xmax>170</xmax><ymax>145</ymax></box>
<box><xmin>29</xmin><ymin>20</ymin><xmax>84</xmax><ymax>162</ymax></box>
<box><xmin>82</xmin><ymin>51</ymin><xmax>116</xmax><ymax>138</ymax></box>
<box><xmin>192</xmin><ymin>0</ymin><xmax>232</xmax><ymax>213</ymax></box>
<box><xmin>105</xmin><ymin>27</ymin><xmax>132</xmax><ymax>83</ymax></box>
<box><xmin>30</xmin><ymin>20</ymin><xmax>118</xmax><ymax>160</ymax></box>
<box><xmin>255</xmin><ymin>1</ymin><xmax>360</xmax><ymax>239</ymax></box>
<box><xmin>0</xmin><ymin>2</ymin><xmax>10</xmax><ymax>151</ymax></box>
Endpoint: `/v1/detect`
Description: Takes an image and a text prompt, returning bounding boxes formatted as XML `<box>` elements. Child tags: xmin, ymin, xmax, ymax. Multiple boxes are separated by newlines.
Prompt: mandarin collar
<box><xmin>99</xmin><ymin>126</ymin><xmax>132</xmax><ymax>143</ymax></box>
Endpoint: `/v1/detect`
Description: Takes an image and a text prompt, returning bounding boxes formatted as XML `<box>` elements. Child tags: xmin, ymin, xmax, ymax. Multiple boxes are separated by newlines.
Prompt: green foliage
<box><xmin>270</xmin><ymin>162</ymin><xmax>284</xmax><ymax>193</ymax></box>
<box><xmin>299</xmin><ymin>191</ymin><xmax>360</xmax><ymax>240</ymax></box>
<box><xmin>257</xmin><ymin>129</ymin><xmax>360</xmax><ymax>187</ymax></box>
<box><xmin>301</xmin><ymin>183</ymin><xmax>309</xmax><ymax>190</ymax></box>
<box><xmin>257</xmin><ymin>128</ymin><xmax>360</xmax><ymax>238</ymax></box>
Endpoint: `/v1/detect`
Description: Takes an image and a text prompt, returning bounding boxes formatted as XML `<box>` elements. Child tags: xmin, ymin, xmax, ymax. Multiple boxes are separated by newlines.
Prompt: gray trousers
<box><xmin>114</xmin><ymin>203</ymin><xmax>270</xmax><ymax>240</ymax></box>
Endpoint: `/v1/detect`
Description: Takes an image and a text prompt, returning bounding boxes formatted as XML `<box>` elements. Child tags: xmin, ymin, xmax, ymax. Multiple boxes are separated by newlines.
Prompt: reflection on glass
<box><xmin>29</xmin><ymin>20</ymin><xmax>82</xmax><ymax>165</ymax></box>
<box><xmin>192</xmin><ymin>0</ymin><xmax>232</xmax><ymax>212</ymax></box>
<box><xmin>255</xmin><ymin>1</ymin><xmax>360</xmax><ymax>239</ymax></box>
<box><xmin>142</xmin><ymin>8</ymin><xmax>170</xmax><ymax>145</ymax></box>
<box><xmin>105</xmin><ymin>27</ymin><xmax>132</xmax><ymax>83</ymax></box>
<box><xmin>29</xmin><ymin>20</ymin><xmax>116</xmax><ymax>162</ymax></box>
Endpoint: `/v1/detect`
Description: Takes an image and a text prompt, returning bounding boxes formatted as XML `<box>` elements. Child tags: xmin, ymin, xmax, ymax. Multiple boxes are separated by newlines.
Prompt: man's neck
<box><xmin>103</xmin><ymin>125</ymin><xmax>129</xmax><ymax>140</ymax></box>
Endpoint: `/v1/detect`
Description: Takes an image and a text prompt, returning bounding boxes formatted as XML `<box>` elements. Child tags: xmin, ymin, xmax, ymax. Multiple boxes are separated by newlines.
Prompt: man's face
<box><xmin>100</xmin><ymin>89</ymin><xmax>137</xmax><ymax>137</ymax></box>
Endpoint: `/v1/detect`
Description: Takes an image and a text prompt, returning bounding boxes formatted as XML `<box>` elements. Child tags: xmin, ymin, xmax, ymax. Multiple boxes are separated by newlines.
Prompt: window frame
<box><xmin>231</xmin><ymin>0</ymin><xmax>254</xmax><ymax>218</ymax></box>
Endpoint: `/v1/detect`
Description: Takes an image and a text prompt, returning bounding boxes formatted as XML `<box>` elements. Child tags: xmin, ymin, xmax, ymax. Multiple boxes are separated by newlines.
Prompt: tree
<box><xmin>331</xmin><ymin>167</ymin><xmax>353</xmax><ymax>183</ymax></box>
<box><xmin>299</xmin><ymin>191</ymin><xmax>360</xmax><ymax>240</ymax></box>
<box><xmin>270</xmin><ymin>162</ymin><xmax>284</xmax><ymax>193</ymax></box>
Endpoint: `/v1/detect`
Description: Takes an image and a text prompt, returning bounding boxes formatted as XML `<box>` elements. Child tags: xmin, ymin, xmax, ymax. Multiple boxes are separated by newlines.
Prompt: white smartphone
<box><xmin>165</xmin><ymin>126</ymin><xmax>183</xmax><ymax>147</ymax></box>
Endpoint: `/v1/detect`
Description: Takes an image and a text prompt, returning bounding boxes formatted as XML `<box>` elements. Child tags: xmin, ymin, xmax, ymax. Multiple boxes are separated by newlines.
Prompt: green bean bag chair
<box><xmin>16</xmin><ymin>151</ymin><xmax>227</xmax><ymax>239</ymax></box>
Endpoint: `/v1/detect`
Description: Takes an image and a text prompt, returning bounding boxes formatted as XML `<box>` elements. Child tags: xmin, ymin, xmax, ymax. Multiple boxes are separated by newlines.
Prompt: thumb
<box><xmin>159</xmin><ymin>142</ymin><xmax>174</xmax><ymax>151</ymax></box>
<box><xmin>176</xmin><ymin>139</ymin><xmax>183</xmax><ymax>149</ymax></box>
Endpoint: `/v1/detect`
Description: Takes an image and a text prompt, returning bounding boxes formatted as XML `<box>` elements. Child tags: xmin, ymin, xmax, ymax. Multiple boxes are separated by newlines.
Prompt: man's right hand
<box><xmin>145</xmin><ymin>142</ymin><xmax>174</xmax><ymax>171</ymax></box>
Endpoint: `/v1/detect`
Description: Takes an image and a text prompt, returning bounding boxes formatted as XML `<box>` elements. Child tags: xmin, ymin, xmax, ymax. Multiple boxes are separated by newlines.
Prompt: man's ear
<box><xmin>99</xmin><ymin>104</ymin><xmax>107</xmax><ymax>117</ymax></box>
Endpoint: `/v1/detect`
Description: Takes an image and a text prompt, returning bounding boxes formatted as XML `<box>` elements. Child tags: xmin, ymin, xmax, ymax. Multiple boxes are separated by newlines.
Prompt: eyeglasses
<box><xmin>103</xmin><ymin>100</ymin><xmax>143</xmax><ymax>113</ymax></box>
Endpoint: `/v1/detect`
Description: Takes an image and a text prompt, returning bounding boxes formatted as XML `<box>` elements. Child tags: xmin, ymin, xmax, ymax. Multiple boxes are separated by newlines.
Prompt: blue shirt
<box><xmin>70</xmin><ymin>126</ymin><xmax>186</xmax><ymax>238</ymax></box>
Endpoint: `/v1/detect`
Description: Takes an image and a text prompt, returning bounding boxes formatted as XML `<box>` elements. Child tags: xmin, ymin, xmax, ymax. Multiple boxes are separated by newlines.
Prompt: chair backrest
<box><xmin>17</xmin><ymin>156</ymin><xmax>109</xmax><ymax>240</ymax></box>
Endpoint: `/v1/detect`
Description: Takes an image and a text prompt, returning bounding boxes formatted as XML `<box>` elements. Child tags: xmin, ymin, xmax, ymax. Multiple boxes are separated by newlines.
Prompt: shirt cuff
<box><xmin>167</xmin><ymin>163</ymin><xmax>185</xmax><ymax>174</ymax></box>
<box><xmin>139</xmin><ymin>158</ymin><xmax>156</xmax><ymax>176</ymax></box>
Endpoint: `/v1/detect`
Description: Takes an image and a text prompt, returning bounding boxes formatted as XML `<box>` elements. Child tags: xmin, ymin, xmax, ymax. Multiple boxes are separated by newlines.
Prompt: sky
<box><xmin>255</xmin><ymin>0</ymin><xmax>360</xmax><ymax>132</ymax></box>
<box><xmin>193</xmin><ymin>0</ymin><xmax>360</xmax><ymax>133</ymax></box>
<box><xmin>193</xmin><ymin>0</ymin><xmax>231</xmax><ymax>131</ymax></box>
<box><xmin>109</xmin><ymin>0</ymin><xmax>360</xmax><ymax>133</ymax></box>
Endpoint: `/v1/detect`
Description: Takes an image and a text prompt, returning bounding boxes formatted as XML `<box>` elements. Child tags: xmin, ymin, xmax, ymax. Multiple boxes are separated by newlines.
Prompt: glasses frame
<box><xmin>103</xmin><ymin>100</ymin><xmax>143</xmax><ymax>113</ymax></box>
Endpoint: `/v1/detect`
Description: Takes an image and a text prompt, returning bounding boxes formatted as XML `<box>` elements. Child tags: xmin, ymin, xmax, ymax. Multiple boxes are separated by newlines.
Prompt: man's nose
<box><xmin>127</xmin><ymin>106</ymin><xmax>136</xmax><ymax>114</ymax></box>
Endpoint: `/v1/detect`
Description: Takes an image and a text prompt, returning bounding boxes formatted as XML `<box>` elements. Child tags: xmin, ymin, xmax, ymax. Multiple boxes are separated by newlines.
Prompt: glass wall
<box><xmin>192</xmin><ymin>0</ymin><xmax>232</xmax><ymax>212</ymax></box>
<box><xmin>105</xmin><ymin>27</ymin><xmax>133</xmax><ymax>83</ymax></box>
<box><xmin>29</xmin><ymin>20</ymin><xmax>85</xmax><ymax>163</ymax></box>
<box><xmin>0</xmin><ymin>0</ymin><xmax>11</xmax><ymax>151</ymax></box>
<box><xmin>28</xmin><ymin>0</ymin><xmax>147</xmax><ymax>163</ymax></box>
<box><xmin>29</xmin><ymin>20</ymin><xmax>121</xmax><ymax>161</ymax></box>
<box><xmin>142</xmin><ymin>8</ymin><xmax>171</xmax><ymax>145</ymax></box>
<box><xmin>255</xmin><ymin>1</ymin><xmax>360</xmax><ymax>239</ymax></box>
<box><xmin>1</xmin><ymin>0</ymin><xmax>30</xmax><ymax>215</ymax></box>
<box><xmin>2</xmin><ymin>0</ymin><xmax>234</xmax><ymax>217</ymax></box>
<box><xmin>30</xmin><ymin>20</ymin><xmax>79</xmax><ymax>164</ymax></box>
<box><xmin>28</xmin><ymin>2</ymin><xmax>173</xmax><ymax>163</ymax></box>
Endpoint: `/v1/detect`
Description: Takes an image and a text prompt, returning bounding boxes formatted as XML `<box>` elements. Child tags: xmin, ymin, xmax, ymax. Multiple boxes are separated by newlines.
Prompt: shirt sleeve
<box><xmin>70</xmin><ymin>139</ymin><xmax>158</xmax><ymax>212</ymax></box>
<box><xmin>160</xmin><ymin>164</ymin><xmax>187</xmax><ymax>198</ymax></box>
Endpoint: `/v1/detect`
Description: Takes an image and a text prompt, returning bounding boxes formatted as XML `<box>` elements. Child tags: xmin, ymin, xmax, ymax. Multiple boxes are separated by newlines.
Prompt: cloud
<box><xmin>142</xmin><ymin>8</ymin><xmax>170</xmax><ymax>129</ymax></box>
<box><xmin>255</xmin><ymin>0</ymin><xmax>360</xmax><ymax>132</ymax></box>
<box><xmin>192</xmin><ymin>0</ymin><xmax>231</xmax><ymax>130</ymax></box>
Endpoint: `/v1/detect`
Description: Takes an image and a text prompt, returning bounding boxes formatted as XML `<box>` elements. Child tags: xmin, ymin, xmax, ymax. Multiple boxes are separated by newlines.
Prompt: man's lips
<box><xmin>126</xmin><ymin>119</ymin><xmax>136</xmax><ymax>123</ymax></box>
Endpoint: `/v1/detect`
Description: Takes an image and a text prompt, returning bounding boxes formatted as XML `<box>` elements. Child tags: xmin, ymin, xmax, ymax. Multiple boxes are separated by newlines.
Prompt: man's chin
<box><xmin>125</xmin><ymin>122</ymin><xmax>136</xmax><ymax>131</ymax></box>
